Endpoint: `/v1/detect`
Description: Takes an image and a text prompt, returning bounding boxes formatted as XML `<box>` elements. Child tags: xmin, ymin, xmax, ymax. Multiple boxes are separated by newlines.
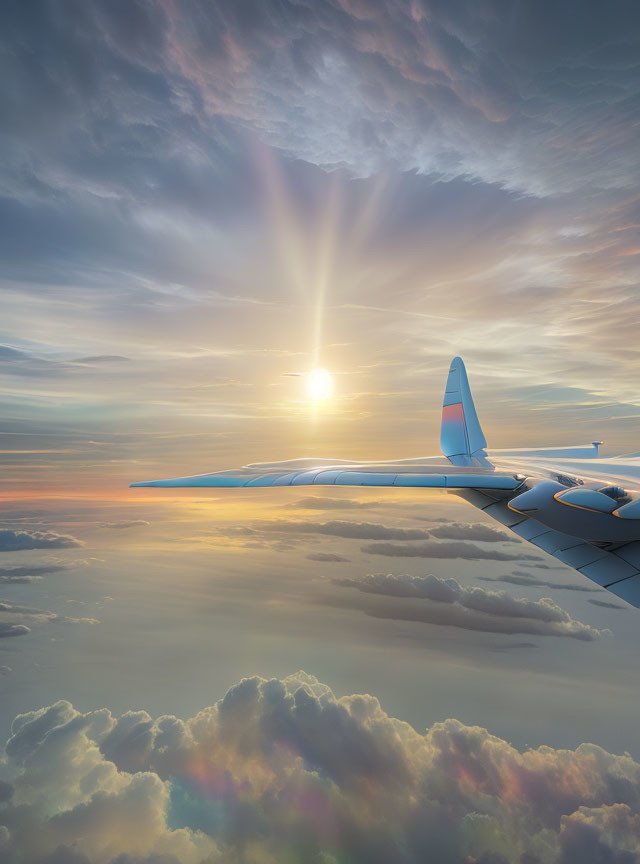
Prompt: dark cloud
<box><xmin>258</xmin><ymin>519</ymin><xmax>432</xmax><ymax>540</ymax></box>
<box><xmin>221</xmin><ymin>519</ymin><xmax>520</xmax><ymax>550</ymax></box>
<box><xmin>38</xmin><ymin>847</ymin><xmax>93</xmax><ymax>864</ymax></box>
<box><xmin>361</xmin><ymin>540</ymin><xmax>540</xmax><ymax>561</ymax></box>
<box><xmin>430</xmin><ymin>522</ymin><xmax>517</xmax><ymax>543</ymax></box>
<box><xmin>286</xmin><ymin>496</ymin><xmax>382</xmax><ymax>510</ymax></box>
<box><xmin>99</xmin><ymin>520</ymin><xmax>151</xmax><ymax>529</ymax></box>
<box><xmin>0</xmin><ymin>564</ymin><xmax>67</xmax><ymax>584</ymax></box>
<box><xmin>560</xmin><ymin>806</ymin><xmax>640</xmax><ymax>864</ymax></box>
<box><xmin>485</xmin><ymin>641</ymin><xmax>537</xmax><ymax>653</ymax></box>
<box><xmin>0</xmin><ymin>347</ymin><xmax>29</xmax><ymax>361</ymax></box>
<box><xmin>334</xmin><ymin>572</ymin><xmax>605</xmax><ymax>640</ymax></box>
<box><xmin>0</xmin><ymin>623</ymin><xmax>30</xmax><ymax>638</ymax></box>
<box><xmin>480</xmin><ymin>571</ymin><xmax>601</xmax><ymax>593</ymax></box>
<box><xmin>588</xmin><ymin>599</ymin><xmax>628</xmax><ymax>611</ymax></box>
<box><xmin>0</xmin><ymin>529</ymin><xmax>82</xmax><ymax>552</ymax></box>
<box><xmin>73</xmin><ymin>355</ymin><xmax>130</xmax><ymax>363</ymax></box>
<box><xmin>0</xmin><ymin>600</ymin><xmax>98</xmax><ymax>639</ymax></box>
<box><xmin>337</xmin><ymin>571</ymin><xmax>462</xmax><ymax>602</ymax></box>
<box><xmin>307</xmin><ymin>552</ymin><xmax>351</xmax><ymax>562</ymax></box>
<box><xmin>2</xmin><ymin>673</ymin><xmax>638</xmax><ymax>863</ymax></box>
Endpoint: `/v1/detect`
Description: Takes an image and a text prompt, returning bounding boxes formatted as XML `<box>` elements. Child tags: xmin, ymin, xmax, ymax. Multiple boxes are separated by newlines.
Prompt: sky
<box><xmin>1</xmin><ymin>1</ymin><xmax>640</xmax><ymax>862</ymax></box>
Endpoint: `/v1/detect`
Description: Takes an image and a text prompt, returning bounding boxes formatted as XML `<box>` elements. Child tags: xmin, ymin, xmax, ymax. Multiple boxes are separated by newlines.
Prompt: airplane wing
<box><xmin>128</xmin><ymin>460</ymin><xmax>522</xmax><ymax>491</ymax></box>
<box><xmin>131</xmin><ymin>357</ymin><xmax>640</xmax><ymax>608</ymax></box>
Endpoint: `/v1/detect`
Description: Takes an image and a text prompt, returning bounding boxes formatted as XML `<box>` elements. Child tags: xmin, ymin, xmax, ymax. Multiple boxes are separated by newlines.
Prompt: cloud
<box><xmin>480</xmin><ymin>571</ymin><xmax>601</xmax><ymax>593</ymax></box>
<box><xmin>286</xmin><ymin>496</ymin><xmax>382</xmax><ymax>510</ymax></box>
<box><xmin>0</xmin><ymin>530</ymin><xmax>82</xmax><ymax>552</ymax></box>
<box><xmin>334</xmin><ymin>572</ymin><xmax>606</xmax><ymax>640</ymax></box>
<box><xmin>429</xmin><ymin>522</ymin><xmax>517</xmax><ymax>543</ymax></box>
<box><xmin>0</xmin><ymin>623</ymin><xmax>30</xmax><ymax>639</ymax></box>
<box><xmin>485</xmin><ymin>641</ymin><xmax>537</xmax><ymax>653</ymax></box>
<box><xmin>1</xmin><ymin>672</ymin><xmax>639</xmax><ymax>863</ymax></box>
<box><xmin>99</xmin><ymin>520</ymin><xmax>151</xmax><ymax>530</ymax></box>
<box><xmin>0</xmin><ymin>565</ymin><xmax>67</xmax><ymax>584</ymax></box>
<box><xmin>1</xmin><ymin>0</ymin><xmax>638</xmax><ymax>233</ymax></box>
<box><xmin>588</xmin><ymin>599</ymin><xmax>627</xmax><ymax>611</ymax></box>
<box><xmin>361</xmin><ymin>540</ymin><xmax>540</xmax><ymax>561</ymax></box>
<box><xmin>258</xmin><ymin>519</ymin><xmax>432</xmax><ymax>540</ymax></box>
<box><xmin>27</xmin><ymin>0</ymin><xmax>627</xmax><ymax>199</ymax></box>
<box><xmin>560</xmin><ymin>804</ymin><xmax>640</xmax><ymax>864</ymax></box>
<box><xmin>307</xmin><ymin>552</ymin><xmax>351</xmax><ymax>563</ymax></box>
<box><xmin>73</xmin><ymin>355</ymin><xmax>130</xmax><ymax>363</ymax></box>
<box><xmin>220</xmin><ymin>519</ymin><xmax>522</xmax><ymax>552</ymax></box>
<box><xmin>0</xmin><ymin>600</ymin><xmax>98</xmax><ymax>638</ymax></box>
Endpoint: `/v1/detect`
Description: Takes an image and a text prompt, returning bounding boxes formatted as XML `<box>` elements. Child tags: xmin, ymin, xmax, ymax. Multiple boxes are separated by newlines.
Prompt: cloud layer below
<box><xmin>1</xmin><ymin>672</ymin><xmax>639</xmax><ymax>863</ymax></box>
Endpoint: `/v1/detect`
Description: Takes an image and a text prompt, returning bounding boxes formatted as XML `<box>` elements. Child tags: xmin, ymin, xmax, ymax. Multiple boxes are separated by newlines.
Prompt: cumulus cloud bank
<box><xmin>1</xmin><ymin>672</ymin><xmax>638</xmax><ymax>863</ymax></box>
<box><xmin>334</xmin><ymin>572</ymin><xmax>605</xmax><ymax>641</ymax></box>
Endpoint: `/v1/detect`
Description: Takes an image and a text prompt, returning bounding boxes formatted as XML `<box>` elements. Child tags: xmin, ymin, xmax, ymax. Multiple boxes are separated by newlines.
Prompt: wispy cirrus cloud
<box><xmin>9</xmin><ymin>0</ymin><xmax>631</xmax><ymax>199</ymax></box>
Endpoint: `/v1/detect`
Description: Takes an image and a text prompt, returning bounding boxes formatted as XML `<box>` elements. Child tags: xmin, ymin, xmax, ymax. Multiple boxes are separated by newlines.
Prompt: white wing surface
<box><xmin>129</xmin><ymin>460</ymin><xmax>521</xmax><ymax>491</ymax></box>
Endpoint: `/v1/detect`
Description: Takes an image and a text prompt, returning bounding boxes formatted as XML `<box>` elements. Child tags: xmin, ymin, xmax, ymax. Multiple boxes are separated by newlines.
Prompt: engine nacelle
<box><xmin>508</xmin><ymin>480</ymin><xmax>640</xmax><ymax>544</ymax></box>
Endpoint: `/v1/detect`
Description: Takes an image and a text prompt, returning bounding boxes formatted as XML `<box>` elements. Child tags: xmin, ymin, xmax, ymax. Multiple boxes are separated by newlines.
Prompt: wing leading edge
<box><xmin>129</xmin><ymin>462</ymin><xmax>522</xmax><ymax>491</ymax></box>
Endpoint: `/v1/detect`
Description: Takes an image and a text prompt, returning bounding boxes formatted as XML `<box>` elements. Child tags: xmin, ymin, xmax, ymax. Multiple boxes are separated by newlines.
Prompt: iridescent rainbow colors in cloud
<box><xmin>2</xmin><ymin>673</ymin><xmax>640</xmax><ymax>863</ymax></box>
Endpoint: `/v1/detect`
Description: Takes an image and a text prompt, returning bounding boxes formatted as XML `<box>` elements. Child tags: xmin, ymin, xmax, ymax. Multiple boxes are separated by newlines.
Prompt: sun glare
<box><xmin>306</xmin><ymin>368</ymin><xmax>333</xmax><ymax>401</ymax></box>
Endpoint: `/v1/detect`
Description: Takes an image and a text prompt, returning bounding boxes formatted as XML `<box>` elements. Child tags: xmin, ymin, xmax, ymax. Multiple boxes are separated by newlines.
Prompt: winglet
<box><xmin>440</xmin><ymin>357</ymin><xmax>488</xmax><ymax>466</ymax></box>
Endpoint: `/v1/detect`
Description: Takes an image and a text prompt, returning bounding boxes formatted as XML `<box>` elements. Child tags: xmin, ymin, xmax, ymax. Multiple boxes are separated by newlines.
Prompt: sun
<box><xmin>306</xmin><ymin>368</ymin><xmax>333</xmax><ymax>401</ymax></box>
